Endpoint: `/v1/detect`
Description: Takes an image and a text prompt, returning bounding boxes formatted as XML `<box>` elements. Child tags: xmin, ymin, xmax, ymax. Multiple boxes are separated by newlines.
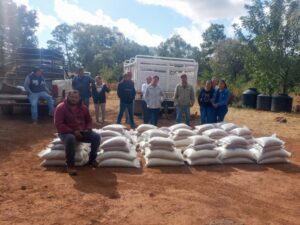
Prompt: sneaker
<box><xmin>67</xmin><ymin>166</ymin><xmax>78</xmax><ymax>176</ymax></box>
<box><xmin>32</xmin><ymin>121</ymin><xmax>38</xmax><ymax>125</ymax></box>
<box><xmin>49</xmin><ymin>112</ymin><xmax>54</xmax><ymax>117</ymax></box>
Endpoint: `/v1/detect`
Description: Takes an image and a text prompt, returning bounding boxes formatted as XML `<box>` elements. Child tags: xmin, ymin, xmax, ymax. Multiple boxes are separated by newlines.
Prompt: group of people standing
<box><xmin>24</xmin><ymin>67</ymin><xmax>230</xmax><ymax>175</ymax></box>
<box><xmin>198</xmin><ymin>78</ymin><xmax>230</xmax><ymax>124</ymax></box>
<box><xmin>24</xmin><ymin>67</ymin><xmax>230</xmax><ymax>127</ymax></box>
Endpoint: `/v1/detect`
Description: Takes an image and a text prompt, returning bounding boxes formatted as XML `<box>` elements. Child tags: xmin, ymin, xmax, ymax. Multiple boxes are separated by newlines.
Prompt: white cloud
<box><xmin>12</xmin><ymin>0</ymin><xmax>30</xmax><ymax>8</ymax></box>
<box><xmin>174</xmin><ymin>23</ymin><xmax>209</xmax><ymax>47</ymax></box>
<box><xmin>137</xmin><ymin>0</ymin><xmax>250</xmax><ymax>46</ymax></box>
<box><xmin>36</xmin><ymin>10</ymin><xmax>60</xmax><ymax>34</ymax></box>
<box><xmin>137</xmin><ymin>0</ymin><xmax>248</xmax><ymax>23</ymax></box>
<box><xmin>53</xmin><ymin>0</ymin><xmax>164</xmax><ymax>46</ymax></box>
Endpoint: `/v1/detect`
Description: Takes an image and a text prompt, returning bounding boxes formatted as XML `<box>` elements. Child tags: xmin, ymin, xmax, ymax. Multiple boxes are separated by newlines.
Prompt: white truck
<box><xmin>123</xmin><ymin>55</ymin><xmax>198</xmax><ymax>113</ymax></box>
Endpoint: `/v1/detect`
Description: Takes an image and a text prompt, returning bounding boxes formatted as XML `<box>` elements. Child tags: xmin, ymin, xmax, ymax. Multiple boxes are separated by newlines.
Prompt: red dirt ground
<box><xmin>0</xmin><ymin>93</ymin><xmax>299</xmax><ymax>225</ymax></box>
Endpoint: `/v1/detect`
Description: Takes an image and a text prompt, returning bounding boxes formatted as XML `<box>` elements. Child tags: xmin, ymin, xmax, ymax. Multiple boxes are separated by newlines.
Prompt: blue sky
<box><xmin>13</xmin><ymin>0</ymin><xmax>249</xmax><ymax>48</ymax></box>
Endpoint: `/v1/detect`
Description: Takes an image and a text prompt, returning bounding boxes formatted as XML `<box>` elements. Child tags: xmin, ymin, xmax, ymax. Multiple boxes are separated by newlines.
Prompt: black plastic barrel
<box><xmin>256</xmin><ymin>94</ymin><xmax>272</xmax><ymax>111</ymax></box>
<box><xmin>271</xmin><ymin>94</ymin><xmax>293</xmax><ymax>112</ymax></box>
<box><xmin>242</xmin><ymin>88</ymin><xmax>259</xmax><ymax>108</ymax></box>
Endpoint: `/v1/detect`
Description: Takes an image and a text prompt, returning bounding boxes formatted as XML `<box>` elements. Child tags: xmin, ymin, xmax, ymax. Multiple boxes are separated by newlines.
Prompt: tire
<box><xmin>1</xmin><ymin>106</ymin><xmax>14</xmax><ymax>115</ymax></box>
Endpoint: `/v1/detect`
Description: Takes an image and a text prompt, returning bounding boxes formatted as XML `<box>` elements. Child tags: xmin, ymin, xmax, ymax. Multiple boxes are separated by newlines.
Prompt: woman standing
<box><xmin>198</xmin><ymin>80</ymin><xmax>215</xmax><ymax>124</ymax></box>
<box><xmin>212</xmin><ymin>80</ymin><xmax>230</xmax><ymax>122</ymax></box>
<box><xmin>92</xmin><ymin>75</ymin><xmax>110</xmax><ymax>123</ymax></box>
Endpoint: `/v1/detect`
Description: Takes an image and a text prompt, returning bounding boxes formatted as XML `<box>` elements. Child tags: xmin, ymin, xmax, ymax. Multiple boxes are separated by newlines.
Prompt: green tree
<box><xmin>236</xmin><ymin>0</ymin><xmax>300</xmax><ymax>94</ymax></box>
<box><xmin>198</xmin><ymin>24</ymin><xmax>226</xmax><ymax>79</ymax></box>
<box><xmin>157</xmin><ymin>35</ymin><xmax>198</xmax><ymax>58</ymax></box>
<box><xmin>210</xmin><ymin>39</ymin><xmax>249</xmax><ymax>82</ymax></box>
<box><xmin>201</xmin><ymin>24</ymin><xmax>226</xmax><ymax>58</ymax></box>
<box><xmin>0</xmin><ymin>0</ymin><xmax>38</xmax><ymax>65</ymax></box>
<box><xmin>47</xmin><ymin>23</ymin><xmax>74</xmax><ymax>71</ymax></box>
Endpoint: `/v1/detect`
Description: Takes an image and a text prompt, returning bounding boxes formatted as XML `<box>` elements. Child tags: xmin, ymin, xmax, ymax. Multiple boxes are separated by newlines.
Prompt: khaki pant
<box><xmin>95</xmin><ymin>103</ymin><xmax>106</xmax><ymax>122</ymax></box>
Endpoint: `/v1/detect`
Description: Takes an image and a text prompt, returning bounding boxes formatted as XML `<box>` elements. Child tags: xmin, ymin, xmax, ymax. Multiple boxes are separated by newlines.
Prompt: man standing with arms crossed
<box><xmin>174</xmin><ymin>74</ymin><xmax>195</xmax><ymax>126</ymax></box>
<box><xmin>116</xmin><ymin>72</ymin><xmax>136</xmax><ymax>129</ymax></box>
<box><xmin>72</xmin><ymin>67</ymin><xmax>94</xmax><ymax>108</ymax></box>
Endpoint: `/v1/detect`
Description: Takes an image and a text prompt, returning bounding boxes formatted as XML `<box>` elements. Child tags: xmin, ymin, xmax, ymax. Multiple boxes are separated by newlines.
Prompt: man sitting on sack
<box><xmin>54</xmin><ymin>90</ymin><xmax>100</xmax><ymax>175</ymax></box>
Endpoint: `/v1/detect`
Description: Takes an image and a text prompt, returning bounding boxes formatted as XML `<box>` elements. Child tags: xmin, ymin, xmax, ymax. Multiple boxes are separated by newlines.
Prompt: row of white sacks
<box><xmin>38</xmin><ymin>123</ymin><xmax>292</xmax><ymax>167</ymax></box>
<box><xmin>137</xmin><ymin>123</ymin><xmax>291</xmax><ymax>166</ymax></box>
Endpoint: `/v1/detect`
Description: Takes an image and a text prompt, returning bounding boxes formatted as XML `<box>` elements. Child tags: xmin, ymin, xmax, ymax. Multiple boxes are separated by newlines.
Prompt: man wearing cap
<box><xmin>72</xmin><ymin>67</ymin><xmax>94</xmax><ymax>108</ymax></box>
<box><xmin>173</xmin><ymin>74</ymin><xmax>195</xmax><ymax>125</ymax></box>
<box><xmin>116</xmin><ymin>72</ymin><xmax>136</xmax><ymax>128</ymax></box>
<box><xmin>24</xmin><ymin>68</ymin><xmax>54</xmax><ymax>124</ymax></box>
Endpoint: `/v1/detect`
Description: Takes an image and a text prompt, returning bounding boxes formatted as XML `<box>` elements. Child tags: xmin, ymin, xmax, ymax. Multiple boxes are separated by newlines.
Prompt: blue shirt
<box><xmin>72</xmin><ymin>75</ymin><xmax>94</xmax><ymax>98</ymax></box>
<box><xmin>214</xmin><ymin>88</ymin><xmax>230</xmax><ymax>107</ymax></box>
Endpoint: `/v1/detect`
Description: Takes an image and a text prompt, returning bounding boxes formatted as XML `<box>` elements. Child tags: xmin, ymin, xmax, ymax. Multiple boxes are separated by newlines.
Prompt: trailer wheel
<box><xmin>1</xmin><ymin>106</ymin><xmax>13</xmax><ymax>115</ymax></box>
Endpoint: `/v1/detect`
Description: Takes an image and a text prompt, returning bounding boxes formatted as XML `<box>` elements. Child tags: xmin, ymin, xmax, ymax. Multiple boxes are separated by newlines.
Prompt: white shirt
<box><xmin>145</xmin><ymin>84</ymin><xmax>164</xmax><ymax>109</ymax></box>
<box><xmin>141</xmin><ymin>83</ymin><xmax>149</xmax><ymax>100</ymax></box>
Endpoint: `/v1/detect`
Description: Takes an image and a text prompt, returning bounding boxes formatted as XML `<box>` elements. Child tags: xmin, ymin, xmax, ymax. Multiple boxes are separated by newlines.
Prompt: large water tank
<box><xmin>256</xmin><ymin>94</ymin><xmax>272</xmax><ymax>111</ymax></box>
<box><xmin>271</xmin><ymin>94</ymin><xmax>293</xmax><ymax>112</ymax></box>
<box><xmin>242</xmin><ymin>88</ymin><xmax>259</xmax><ymax>108</ymax></box>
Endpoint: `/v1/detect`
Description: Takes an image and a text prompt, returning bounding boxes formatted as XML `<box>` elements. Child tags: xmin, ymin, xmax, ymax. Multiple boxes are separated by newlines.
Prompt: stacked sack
<box><xmin>183</xmin><ymin>135</ymin><xmax>220</xmax><ymax>165</ymax></box>
<box><xmin>93</xmin><ymin>129</ymin><xmax>121</xmax><ymax>143</ymax></box>
<box><xmin>229</xmin><ymin>127</ymin><xmax>255</xmax><ymax>145</ymax></box>
<box><xmin>169</xmin><ymin>128</ymin><xmax>197</xmax><ymax>148</ymax></box>
<box><xmin>216</xmin><ymin>136</ymin><xmax>256</xmax><ymax>164</ymax></box>
<box><xmin>194</xmin><ymin>124</ymin><xmax>215</xmax><ymax>135</ymax></box>
<box><xmin>97</xmin><ymin>136</ymin><xmax>140</xmax><ymax>168</ymax></box>
<box><xmin>139</xmin><ymin>128</ymin><xmax>170</xmax><ymax>150</ymax></box>
<box><xmin>38</xmin><ymin>138</ymin><xmax>90</xmax><ymax>166</ymax></box>
<box><xmin>136</xmin><ymin>124</ymin><xmax>157</xmax><ymax>137</ymax></box>
<box><xmin>220</xmin><ymin>123</ymin><xmax>238</xmax><ymax>133</ymax></box>
<box><xmin>144</xmin><ymin>137</ymin><xmax>185</xmax><ymax>167</ymax></box>
<box><xmin>250</xmin><ymin>135</ymin><xmax>291</xmax><ymax>164</ymax></box>
<box><xmin>202</xmin><ymin>128</ymin><xmax>228</xmax><ymax>140</ymax></box>
<box><xmin>102</xmin><ymin>124</ymin><xmax>136</xmax><ymax>145</ymax></box>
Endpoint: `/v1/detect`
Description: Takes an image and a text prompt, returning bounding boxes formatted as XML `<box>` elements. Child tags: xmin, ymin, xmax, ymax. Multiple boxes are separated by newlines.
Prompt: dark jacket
<box><xmin>92</xmin><ymin>83</ymin><xmax>110</xmax><ymax>103</ymax></box>
<box><xmin>54</xmin><ymin>99</ymin><xmax>92</xmax><ymax>134</ymax></box>
<box><xmin>24</xmin><ymin>72</ymin><xmax>48</xmax><ymax>94</ymax></box>
<box><xmin>117</xmin><ymin>80</ymin><xmax>136</xmax><ymax>104</ymax></box>
<box><xmin>198</xmin><ymin>88</ymin><xmax>214</xmax><ymax>107</ymax></box>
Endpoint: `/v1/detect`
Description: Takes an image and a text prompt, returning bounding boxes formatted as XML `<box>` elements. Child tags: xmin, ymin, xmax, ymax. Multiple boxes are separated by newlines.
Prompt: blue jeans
<box><xmin>28</xmin><ymin>91</ymin><xmax>54</xmax><ymax>122</ymax></box>
<box><xmin>200</xmin><ymin>106</ymin><xmax>215</xmax><ymax>124</ymax></box>
<box><xmin>59</xmin><ymin>131</ymin><xmax>100</xmax><ymax>166</ymax></box>
<box><xmin>176</xmin><ymin>105</ymin><xmax>190</xmax><ymax>125</ymax></box>
<box><xmin>117</xmin><ymin>102</ymin><xmax>135</xmax><ymax>128</ymax></box>
<box><xmin>81</xmin><ymin>97</ymin><xmax>90</xmax><ymax>108</ymax></box>
<box><xmin>148</xmin><ymin>108</ymin><xmax>160</xmax><ymax>126</ymax></box>
<box><xmin>142</xmin><ymin>100</ymin><xmax>150</xmax><ymax>124</ymax></box>
<box><xmin>217</xmin><ymin>106</ymin><xmax>228</xmax><ymax>122</ymax></box>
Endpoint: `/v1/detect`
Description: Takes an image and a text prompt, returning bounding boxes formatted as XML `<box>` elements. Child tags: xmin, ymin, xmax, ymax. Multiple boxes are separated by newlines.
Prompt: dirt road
<box><xmin>0</xmin><ymin>94</ymin><xmax>299</xmax><ymax>225</ymax></box>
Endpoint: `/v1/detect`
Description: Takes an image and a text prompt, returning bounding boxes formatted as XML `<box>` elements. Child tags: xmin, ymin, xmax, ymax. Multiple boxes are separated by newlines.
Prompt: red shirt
<box><xmin>54</xmin><ymin>99</ymin><xmax>92</xmax><ymax>134</ymax></box>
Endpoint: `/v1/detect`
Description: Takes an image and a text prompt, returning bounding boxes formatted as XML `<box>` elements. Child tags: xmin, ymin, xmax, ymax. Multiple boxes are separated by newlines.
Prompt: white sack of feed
<box><xmin>169</xmin><ymin>123</ymin><xmax>191</xmax><ymax>132</ymax></box>
<box><xmin>98</xmin><ymin>158</ymin><xmax>140</xmax><ymax>168</ymax></box>
<box><xmin>145</xmin><ymin>158</ymin><xmax>185</xmax><ymax>167</ymax></box>
<box><xmin>194</xmin><ymin>124</ymin><xmax>215</xmax><ymax>134</ymax></box>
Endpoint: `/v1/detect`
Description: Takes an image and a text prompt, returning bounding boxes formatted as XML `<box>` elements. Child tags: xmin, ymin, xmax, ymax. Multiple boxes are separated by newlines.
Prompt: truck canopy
<box><xmin>0</xmin><ymin>48</ymin><xmax>66</xmax><ymax>90</ymax></box>
<box><xmin>123</xmin><ymin>55</ymin><xmax>198</xmax><ymax>101</ymax></box>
